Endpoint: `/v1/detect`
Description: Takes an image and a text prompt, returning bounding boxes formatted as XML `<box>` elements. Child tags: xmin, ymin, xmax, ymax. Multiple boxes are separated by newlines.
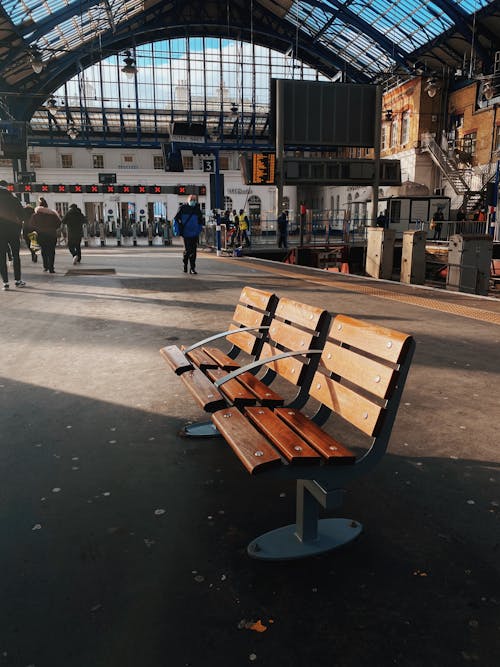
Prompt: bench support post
<box><xmin>247</xmin><ymin>481</ymin><xmax>362</xmax><ymax>561</ymax></box>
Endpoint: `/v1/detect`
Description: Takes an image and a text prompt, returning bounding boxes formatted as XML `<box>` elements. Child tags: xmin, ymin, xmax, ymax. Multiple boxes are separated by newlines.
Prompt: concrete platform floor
<box><xmin>1</xmin><ymin>244</ymin><xmax>500</xmax><ymax>667</ymax></box>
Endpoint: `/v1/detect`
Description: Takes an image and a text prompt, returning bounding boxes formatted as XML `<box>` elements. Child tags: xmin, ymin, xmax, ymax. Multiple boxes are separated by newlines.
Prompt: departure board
<box><xmin>251</xmin><ymin>153</ymin><xmax>276</xmax><ymax>184</ymax></box>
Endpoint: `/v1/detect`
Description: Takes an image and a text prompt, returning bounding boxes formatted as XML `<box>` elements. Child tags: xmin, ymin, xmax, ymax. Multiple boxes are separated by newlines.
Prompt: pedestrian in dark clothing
<box><xmin>432</xmin><ymin>207</ymin><xmax>444</xmax><ymax>240</ymax></box>
<box><xmin>30</xmin><ymin>197</ymin><xmax>61</xmax><ymax>273</ymax></box>
<box><xmin>229</xmin><ymin>209</ymin><xmax>240</xmax><ymax>247</ymax></box>
<box><xmin>174</xmin><ymin>194</ymin><xmax>204</xmax><ymax>274</ymax></box>
<box><xmin>277</xmin><ymin>210</ymin><xmax>288</xmax><ymax>248</ymax></box>
<box><xmin>62</xmin><ymin>203</ymin><xmax>87</xmax><ymax>264</ymax></box>
<box><xmin>0</xmin><ymin>181</ymin><xmax>30</xmax><ymax>290</ymax></box>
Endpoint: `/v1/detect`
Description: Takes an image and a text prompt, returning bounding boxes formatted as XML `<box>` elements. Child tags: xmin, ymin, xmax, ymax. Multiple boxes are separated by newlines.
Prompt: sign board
<box><xmin>203</xmin><ymin>159</ymin><xmax>215</xmax><ymax>173</ymax></box>
<box><xmin>98</xmin><ymin>173</ymin><xmax>117</xmax><ymax>184</ymax></box>
<box><xmin>251</xmin><ymin>153</ymin><xmax>275</xmax><ymax>184</ymax></box>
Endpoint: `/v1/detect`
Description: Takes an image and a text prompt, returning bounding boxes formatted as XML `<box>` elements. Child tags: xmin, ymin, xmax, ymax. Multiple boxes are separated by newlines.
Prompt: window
<box><xmin>61</xmin><ymin>154</ymin><xmax>73</xmax><ymax>168</ymax></box>
<box><xmin>55</xmin><ymin>202</ymin><xmax>69</xmax><ymax>217</ymax></box>
<box><xmin>29</xmin><ymin>153</ymin><xmax>42</xmax><ymax>168</ymax></box>
<box><xmin>390</xmin><ymin>120</ymin><xmax>399</xmax><ymax>148</ymax></box>
<box><xmin>182</xmin><ymin>155</ymin><xmax>193</xmax><ymax>170</ymax></box>
<box><xmin>401</xmin><ymin>111</ymin><xmax>410</xmax><ymax>145</ymax></box>
<box><xmin>0</xmin><ymin>158</ymin><xmax>11</xmax><ymax>167</ymax></box>
<box><xmin>463</xmin><ymin>132</ymin><xmax>477</xmax><ymax>156</ymax></box>
<box><xmin>495</xmin><ymin>125</ymin><xmax>500</xmax><ymax>153</ymax></box>
<box><xmin>223</xmin><ymin>196</ymin><xmax>233</xmax><ymax>211</ymax></box>
<box><xmin>219</xmin><ymin>156</ymin><xmax>230</xmax><ymax>170</ymax></box>
<box><xmin>153</xmin><ymin>155</ymin><xmax>164</xmax><ymax>170</ymax></box>
<box><xmin>121</xmin><ymin>154</ymin><xmax>135</xmax><ymax>168</ymax></box>
<box><xmin>93</xmin><ymin>154</ymin><xmax>104</xmax><ymax>168</ymax></box>
<box><xmin>381</xmin><ymin>125</ymin><xmax>387</xmax><ymax>151</ymax></box>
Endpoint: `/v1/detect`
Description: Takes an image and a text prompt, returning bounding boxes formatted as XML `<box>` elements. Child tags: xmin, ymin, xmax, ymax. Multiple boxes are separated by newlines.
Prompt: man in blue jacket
<box><xmin>174</xmin><ymin>194</ymin><xmax>204</xmax><ymax>275</ymax></box>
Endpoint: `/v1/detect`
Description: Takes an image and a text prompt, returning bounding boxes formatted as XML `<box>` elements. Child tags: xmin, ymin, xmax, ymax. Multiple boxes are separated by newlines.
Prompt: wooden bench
<box><xmin>160</xmin><ymin>286</ymin><xmax>278</xmax><ymax>435</ymax></box>
<box><xmin>211</xmin><ymin>313</ymin><xmax>415</xmax><ymax>560</ymax></box>
<box><xmin>160</xmin><ymin>287</ymin><xmax>331</xmax><ymax>436</ymax></box>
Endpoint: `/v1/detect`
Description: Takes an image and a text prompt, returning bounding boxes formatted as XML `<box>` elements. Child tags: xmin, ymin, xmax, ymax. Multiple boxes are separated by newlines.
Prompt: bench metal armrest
<box><xmin>213</xmin><ymin>350</ymin><xmax>322</xmax><ymax>387</ymax></box>
<box><xmin>184</xmin><ymin>326</ymin><xmax>270</xmax><ymax>353</ymax></box>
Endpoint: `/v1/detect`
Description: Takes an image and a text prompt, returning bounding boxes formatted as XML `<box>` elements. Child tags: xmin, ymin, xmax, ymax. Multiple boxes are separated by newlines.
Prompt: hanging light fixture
<box><xmin>384</xmin><ymin>109</ymin><xmax>393</xmax><ymax>122</ymax></box>
<box><xmin>29</xmin><ymin>48</ymin><xmax>44</xmax><ymax>74</ymax></box>
<box><xmin>424</xmin><ymin>77</ymin><xmax>438</xmax><ymax>98</ymax></box>
<box><xmin>121</xmin><ymin>50</ymin><xmax>137</xmax><ymax>79</ymax></box>
<box><xmin>46</xmin><ymin>95</ymin><xmax>58</xmax><ymax>115</ymax></box>
<box><xmin>67</xmin><ymin>124</ymin><xmax>78</xmax><ymax>140</ymax></box>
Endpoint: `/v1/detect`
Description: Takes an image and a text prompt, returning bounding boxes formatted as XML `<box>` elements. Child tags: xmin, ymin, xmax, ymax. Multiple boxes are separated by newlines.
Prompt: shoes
<box><xmin>49</xmin><ymin>269</ymin><xmax>55</xmax><ymax>274</ymax></box>
<box><xmin>32</xmin><ymin>254</ymin><xmax>37</xmax><ymax>263</ymax></box>
<box><xmin>15</xmin><ymin>280</ymin><xmax>26</xmax><ymax>288</ymax></box>
<box><xmin>2</xmin><ymin>283</ymin><xmax>9</xmax><ymax>290</ymax></box>
<box><xmin>72</xmin><ymin>255</ymin><xmax>78</xmax><ymax>265</ymax></box>
<box><xmin>43</xmin><ymin>268</ymin><xmax>48</xmax><ymax>272</ymax></box>
<box><xmin>189</xmin><ymin>268</ymin><xmax>197</xmax><ymax>275</ymax></box>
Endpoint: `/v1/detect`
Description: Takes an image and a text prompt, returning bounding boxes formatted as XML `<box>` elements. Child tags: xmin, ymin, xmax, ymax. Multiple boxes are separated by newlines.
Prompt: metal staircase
<box><xmin>420</xmin><ymin>135</ymin><xmax>483</xmax><ymax>212</ymax></box>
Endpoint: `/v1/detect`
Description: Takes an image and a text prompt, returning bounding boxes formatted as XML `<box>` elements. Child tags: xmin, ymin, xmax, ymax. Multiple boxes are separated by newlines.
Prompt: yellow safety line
<box><xmin>219</xmin><ymin>256</ymin><xmax>500</xmax><ymax>326</ymax></box>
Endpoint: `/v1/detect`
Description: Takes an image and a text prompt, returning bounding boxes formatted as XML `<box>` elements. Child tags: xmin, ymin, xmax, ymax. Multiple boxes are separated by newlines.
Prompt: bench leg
<box><xmin>247</xmin><ymin>481</ymin><xmax>362</xmax><ymax>561</ymax></box>
<box><xmin>180</xmin><ymin>421</ymin><xmax>222</xmax><ymax>438</ymax></box>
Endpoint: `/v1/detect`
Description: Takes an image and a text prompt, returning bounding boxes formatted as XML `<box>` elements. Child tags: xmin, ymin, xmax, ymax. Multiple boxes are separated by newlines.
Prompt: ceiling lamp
<box><xmin>29</xmin><ymin>48</ymin><xmax>44</xmax><ymax>74</ymax></box>
<box><xmin>384</xmin><ymin>109</ymin><xmax>393</xmax><ymax>122</ymax></box>
<box><xmin>482</xmin><ymin>79</ymin><xmax>494</xmax><ymax>101</ymax></box>
<box><xmin>230</xmin><ymin>103</ymin><xmax>238</xmax><ymax>115</ymax></box>
<box><xmin>424</xmin><ymin>77</ymin><xmax>438</xmax><ymax>98</ymax></box>
<box><xmin>121</xmin><ymin>50</ymin><xmax>137</xmax><ymax>79</ymax></box>
<box><xmin>46</xmin><ymin>95</ymin><xmax>58</xmax><ymax>115</ymax></box>
<box><xmin>67</xmin><ymin>125</ymin><xmax>78</xmax><ymax>140</ymax></box>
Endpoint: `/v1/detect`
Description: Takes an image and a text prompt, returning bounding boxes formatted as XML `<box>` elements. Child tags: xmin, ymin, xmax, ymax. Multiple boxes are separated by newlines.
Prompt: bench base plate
<box><xmin>180</xmin><ymin>421</ymin><xmax>221</xmax><ymax>438</ymax></box>
<box><xmin>247</xmin><ymin>518</ymin><xmax>362</xmax><ymax>561</ymax></box>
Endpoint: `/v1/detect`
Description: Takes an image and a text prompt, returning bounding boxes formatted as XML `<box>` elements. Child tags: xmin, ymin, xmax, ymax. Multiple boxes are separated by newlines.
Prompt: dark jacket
<box><xmin>174</xmin><ymin>203</ymin><xmax>203</xmax><ymax>238</ymax></box>
<box><xmin>31</xmin><ymin>206</ymin><xmax>61</xmax><ymax>240</ymax></box>
<box><xmin>62</xmin><ymin>206</ymin><xmax>86</xmax><ymax>238</ymax></box>
<box><xmin>277</xmin><ymin>212</ymin><xmax>288</xmax><ymax>233</ymax></box>
<box><xmin>0</xmin><ymin>187</ymin><xmax>26</xmax><ymax>239</ymax></box>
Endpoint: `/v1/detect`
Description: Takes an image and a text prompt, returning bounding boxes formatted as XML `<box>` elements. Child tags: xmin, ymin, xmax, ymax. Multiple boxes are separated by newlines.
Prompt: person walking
<box><xmin>62</xmin><ymin>203</ymin><xmax>87</xmax><ymax>264</ymax></box>
<box><xmin>228</xmin><ymin>209</ymin><xmax>240</xmax><ymax>247</ymax></box>
<box><xmin>277</xmin><ymin>209</ymin><xmax>288</xmax><ymax>248</ymax></box>
<box><xmin>238</xmin><ymin>209</ymin><xmax>251</xmax><ymax>247</ymax></box>
<box><xmin>0</xmin><ymin>181</ymin><xmax>30</xmax><ymax>290</ymax></box>
<box><xmin>30</xmin><ymin>197</ymin><xmax>61</xmax><ymax>273</ymax></box>
<box><xmin>174</xmin><ymin>194</ymin><xmax>204</xmax><ymax>274</ymax></box>
<box><xmin>432</xmin><ymin>206</ymin><xmax>444</xmax><ymax>241</ymax></box>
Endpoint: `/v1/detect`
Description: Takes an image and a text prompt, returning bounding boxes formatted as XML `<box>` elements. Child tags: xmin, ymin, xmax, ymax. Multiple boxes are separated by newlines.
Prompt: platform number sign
<box><xmin>203</xmin><ymin>159</ymin><xmax>215</xmax><ymax>173</ymax></box>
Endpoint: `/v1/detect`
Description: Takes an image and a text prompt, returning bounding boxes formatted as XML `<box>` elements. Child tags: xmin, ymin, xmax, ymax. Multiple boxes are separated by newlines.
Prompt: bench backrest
<box><xmin>224</xmin><ymin>286</ymin><xmax>278</xmax><ymax>358</ymax></box>
<box><xmin>307</xmin><ymin>314</ymin><xmax>415</xmax><ymax>470</ymax></box>
<box><xmin>257</xmin><ymin>297</ymin><xmax>331</xmax><ymax>407</ymax></box>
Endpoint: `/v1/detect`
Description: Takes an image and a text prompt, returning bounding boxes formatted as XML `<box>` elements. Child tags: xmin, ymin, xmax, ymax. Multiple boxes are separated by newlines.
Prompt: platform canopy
<box><xmin>0</xmin><ymin>0</ymin><xmax>499</xmax><ymax>121</ymax></box>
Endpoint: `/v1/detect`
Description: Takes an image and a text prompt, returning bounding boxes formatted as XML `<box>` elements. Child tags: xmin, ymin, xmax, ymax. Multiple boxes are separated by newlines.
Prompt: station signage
<box><xmin>4</xmin><ymin>182</ymin><xmax>208</xmax><ymax>195</ymax></box>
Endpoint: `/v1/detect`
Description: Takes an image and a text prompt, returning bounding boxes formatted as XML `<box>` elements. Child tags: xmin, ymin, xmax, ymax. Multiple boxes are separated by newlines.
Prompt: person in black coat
<box><xmin>62</xmin><ymin>203</ymin><xmax>87</xmax><ymax>264</ymax></box>
<box><xmin>174</xmin><ymin>194</ymin><xmax>204</xmax><ymax>274</ymax></box>
<box><xmin>0</xmin><ymin>181</ymin><xmax>31</xmax><ymax>289</ymax></box>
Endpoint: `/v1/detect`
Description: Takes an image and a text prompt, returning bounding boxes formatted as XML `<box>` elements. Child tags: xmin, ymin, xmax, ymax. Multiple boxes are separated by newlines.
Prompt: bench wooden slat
<box><xmin>309</xmin><ymin>370</ymin><xmax>385</xmax><ymax>436</ymax></box>
<box><xmin>232</xmin><ymin>302</ymin><xmax>268</xmax><ymax>329</ymax></box>
<box><xmin>226</xmin><ymin>325</ymin><xmax>262</xmax><ymax>355</ymax></box>
<box><xmin>180</xmin><ymin>368</ymin><xmax>227</xmax><ymax>412</ymax></box>
<box><xmin>274</xmin><ymin>407</ymin><xmax>356</xmax><ymax>464</ymax></box>
<box><xmin>201</xmin><ymin>347</ymin><xmax>241</xmax><ymax>371</ymax></box>
<box><xmin>206</xmin><ymin>368</ymin><xmax>257</xmax><ymax>407</ymax></box>
<box><xmin>239</xmin><ymin>287</ymin><xmax>275</xmax><ymax>310</ymax></box>
<box><xmin>236</xmin><ymin>372</ymin><xmax>285</xmax><ymax>407</ymax></box>
<box><xmin>321</xmin><ymin>340</ymin><xmax>396</xmax><ymax>399</ymax></box>
<box><xmin>269</xmin><ymin>319</ymin><xmax>317</xmax><ymax>353</ymax></box>
<box><xmin>211</xmin><ymin>408</ymin><xmax>282</xmax><ymax>474</ymax></box>
<box><xmin>185</xmin><ymin>347</ymin><xmax>220</xmax><ymax>371</ymax></box>
<box><xmin>260</xmin><ymin>342</ymin><xmax>309</xmax><ymax>386</ymax></box>
<box><xmin>245</xmin><ymin>407</ymin><xmax>321</xmax><ymax>465</ymax></box>
<box><xmin>274</xmin><ymin>297</ymin><xmax>326</xmax><ymax>330</ymax></box>
<box><xmin>331</xmin><ymin>315</ymin><xmax>410</xmax><ymax>364</ymax></box>
<box><xmin>160</xmin><ymin>345</ymin><xmax>193</xmax><ymax>375</ymax></box>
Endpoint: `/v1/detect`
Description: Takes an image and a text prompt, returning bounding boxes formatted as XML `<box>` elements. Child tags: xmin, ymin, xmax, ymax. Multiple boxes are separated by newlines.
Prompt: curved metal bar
<box><xmin>184</xmin><ymin>325</ymin><xmax>269</xmax><ymax>353</ymax></box>
<box><xmin>213</xmin><ymin>349</ymin><xmax>322</xmax><ymax>387</ymax></box>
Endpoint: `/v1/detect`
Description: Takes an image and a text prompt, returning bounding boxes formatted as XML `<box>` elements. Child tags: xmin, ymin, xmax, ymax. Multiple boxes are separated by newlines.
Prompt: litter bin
<box><xmin>446</xmin><ymin>234</ymin><xmax>493</xmax><ymax>295</ymax></box>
